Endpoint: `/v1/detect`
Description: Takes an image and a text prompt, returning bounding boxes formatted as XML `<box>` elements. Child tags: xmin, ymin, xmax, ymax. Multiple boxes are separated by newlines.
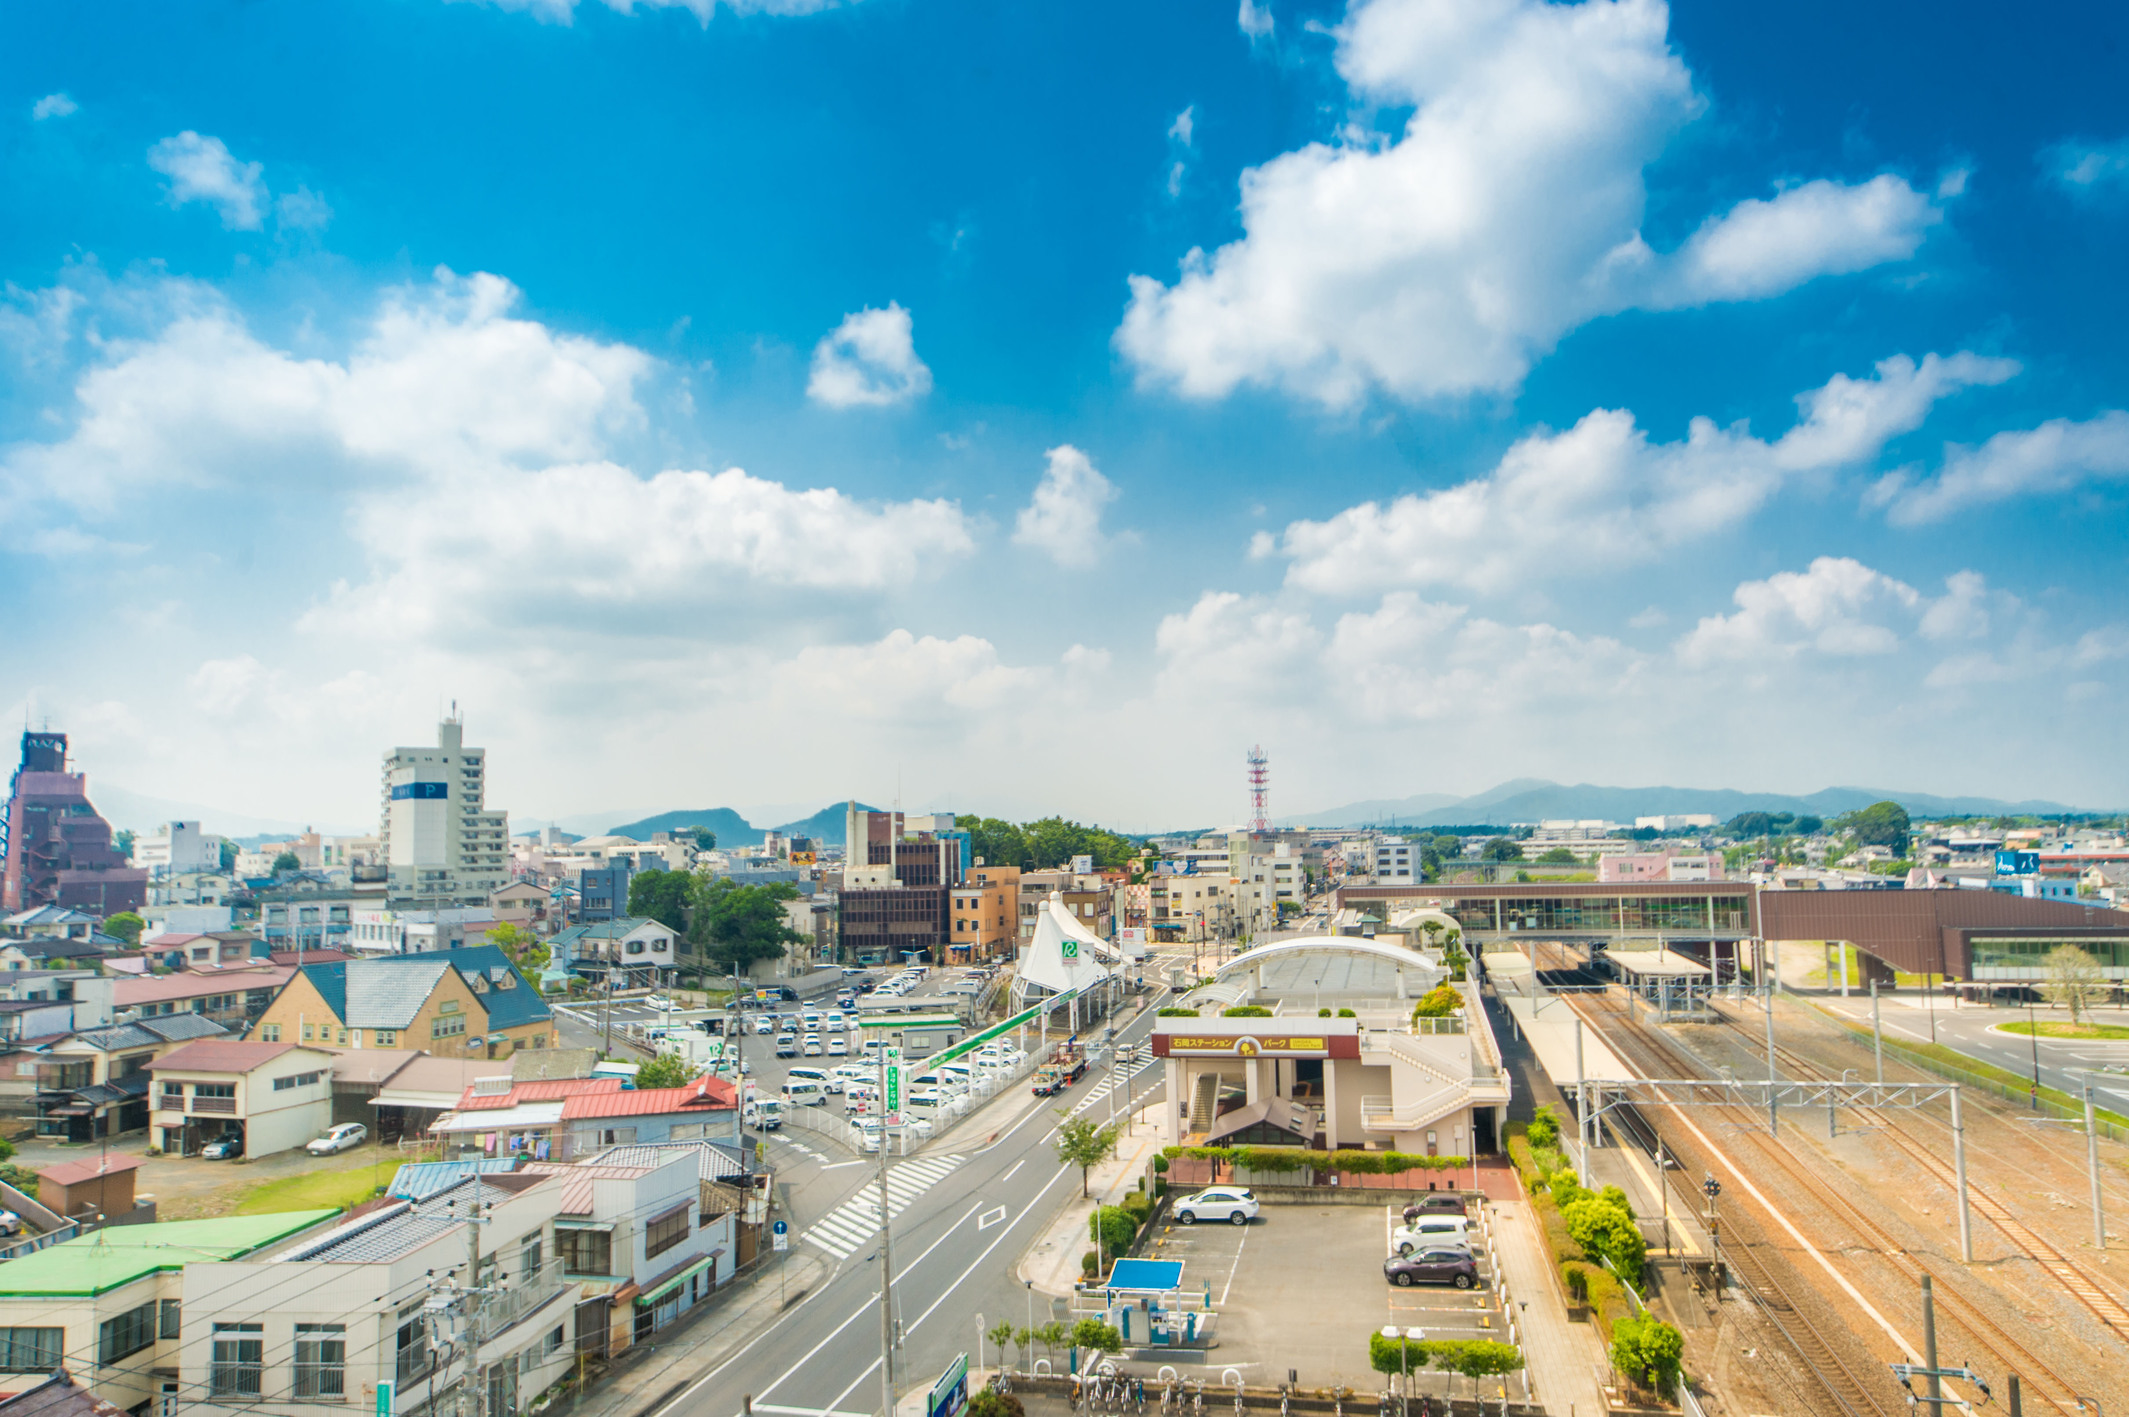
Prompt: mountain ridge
<box><xmin>1284</xmin><ymin>780</ymin><xmax>2101</xmax><ymax>829</ymax></box>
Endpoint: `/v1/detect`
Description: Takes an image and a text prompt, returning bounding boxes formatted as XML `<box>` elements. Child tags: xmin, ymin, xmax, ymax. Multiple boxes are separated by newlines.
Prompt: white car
<box><xmin>802</xmin><ymin>1035</ymin><xmax>824</xmax><ymax>1057</ymax></box>
<box><xmin>644</xmin><ymin>996</ymin><xmax>675</xmax><ymax>1011</ymax></box>
<box><xmin>0</xmin><ymin>1209</ymin><xmax>20</xmax><ymax>1237</ymax></box>
<box><xmin>827</xmin><ymin>1036</ymin><xmax>849</xmax><ymax>1056</ymax></box>
<box><xmin>824</xmin><ymin>1012</ymin><xmax>845</xmax><ymax>1030</ymax></box>
<box><xmin>1173</xmin><ymin>1186</ymin><xmax>1259</xmax><ymax>1226</ymax></box>
<box><xmin>856</xmin><ymin>1120</ymin><xmax>883</xmax><ymax>1153</ymax></box>
<box><xmin>306</xmin><ymin>1123</ymin><xmax>367</xmax><ymax>1156</ymax></box>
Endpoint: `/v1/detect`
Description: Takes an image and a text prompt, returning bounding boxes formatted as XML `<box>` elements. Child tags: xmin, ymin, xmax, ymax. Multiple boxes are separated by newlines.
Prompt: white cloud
<box><xmin>1676</xmin><ymin>558</ymin><xmax>1920</xmax><ymax>663</ymax></box>
<box><xmin>311</xmin><ymin>461</ymin><xmax>975</xmax><ymax>641</ymax></box>
<box><xmin>4</xmin><ymin>269</ymin><xmax>652</xmax><ymax>511</ymax></box>
<box><xmin>1169</xmin><ymin>107</ymin><xmax>1195</xmax><ymax>147</ymax></box>
<box><xmin>806</xmin><ymin>303</ymin><xmax>933</xmax><ymax>408</ymax></box>
<box><xmin>1237</xmin><ymin>0</ymin><xmax>1275</xmax><ymax>39</ymax></box>
<box><xmin>1117</xmin><ymin>0</ymin><xmax>1947</xmax><ymax>406</ymax></box>
<box><xmin>1267</xmin><ymin>352</ymin><xmax>2010</xmax><ymax>595</ymax></box>
<box><xmin>1868</xmin><ymin>410</ymin><xmax>2129</xmax><ymax>524</ymax></box>
<box><xmin>1917</xmin><ymin>569</ymin><xmax>1991</xmax><ymax>642</ymax></box>
<box><xmin>2042</xmin><ymin>137</ymin><xmax>2129</xmax><ymax>195</ymax></box>
<box><xmin>1166</xmin><ymin>106</ymin><xmax>1197</xmax><ymax>198</ymax></box>
<box><xmin>276</xmin><ymin>186</ymin><xmax>334</xmax><ymax>231</ymax></box>
<box><xmin>147</xmin><ymin>132</ymin><xmax>268</xmax><ymax>230</ymax></box>
<box><xmin>32</xmin><ymin>93</ymin><xmax>78</xmax><ymax>120</ymax></box>
<box><xmin>1013</xmin><ymin>445</ymin><xmax>1118</xmax><ymax>568</ymax></box>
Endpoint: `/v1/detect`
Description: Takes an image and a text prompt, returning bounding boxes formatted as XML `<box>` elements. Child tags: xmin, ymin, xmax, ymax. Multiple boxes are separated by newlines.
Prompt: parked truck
<box><xmin>744</xmin><ymin>1097</ymin><xmax>784</xmax><ymax>1130</ymax></box>
<box><xmin>1030</xmin><ymin>1042</ymin><xmax>1088</xmax><ymax>1097</ymax></box>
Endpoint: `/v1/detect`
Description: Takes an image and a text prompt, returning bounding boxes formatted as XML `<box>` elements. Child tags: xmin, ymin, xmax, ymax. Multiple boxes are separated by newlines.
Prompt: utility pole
<box><xmin>1922</xmin><ymin>1274</ymin><xmax>1941</xmax><ymax>1412</ymax></box>
<box><xmin>2087</xmin><ymin>1081</ymin><xmax>2106</xmax><ymax>1252</ymax></box>
<box><xmin>1575</xmin><ymin>1016</ymin><xmax>1589</xmax><ymax>1187</ymax></box>
<box><xmin>1764</xmin><ymin>950</ymin><xmax>1779</xmax><ymax>1135</ymax></box>
<box><xmin>1872</xmin><ymin>980</ymin><xmax>1884</xmax><ymax>1085</ymax></box>
<box><xmin>877</xmin><ymin>1044</ymin><xmax>902</xmax><ymax>1417</ymax></box>
<box><xmin>1951</xmin><ymin>1088</ymin><xmax>1973</xmax><ymax>1264</ymax></box>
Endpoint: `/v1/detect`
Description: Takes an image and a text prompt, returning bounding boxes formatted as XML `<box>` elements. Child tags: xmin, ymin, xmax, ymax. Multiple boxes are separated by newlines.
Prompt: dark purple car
<box><xmin>1383</xmin><ymin>1248</ymin><xmax>1479</xmax><ymax>1289</ymax></box>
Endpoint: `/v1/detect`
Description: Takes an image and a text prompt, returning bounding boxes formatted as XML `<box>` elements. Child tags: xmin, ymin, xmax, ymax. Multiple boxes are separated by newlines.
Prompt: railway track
<box><xmin>1597</xmin><ymin>992</ymin><xmax>2120</xmax><ymax>1413</ymax></box>
<box><xmin>1581</xmin><ymin>997</ymin><xmax>1907</xmax><ymax>1417</ymax></box>
<box><xmin>1702</xmin><ymin>1000</ymin><xmax>2129</xmax><ymax>1346</ymax></box>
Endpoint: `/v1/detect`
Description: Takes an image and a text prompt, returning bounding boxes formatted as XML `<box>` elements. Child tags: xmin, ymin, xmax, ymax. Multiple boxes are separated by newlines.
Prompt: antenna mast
<box><xmin>1246</xmin><ymin>745</ymin><xmax>1270</xmax><ymax>834</ymax></box>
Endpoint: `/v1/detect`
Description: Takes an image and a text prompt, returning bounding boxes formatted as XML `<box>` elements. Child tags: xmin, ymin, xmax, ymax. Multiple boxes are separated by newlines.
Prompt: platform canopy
<box><xmin>1104</xmin><ymin>1258</ymin><xmax>1184</xmax><ymax>1294</ymax></box>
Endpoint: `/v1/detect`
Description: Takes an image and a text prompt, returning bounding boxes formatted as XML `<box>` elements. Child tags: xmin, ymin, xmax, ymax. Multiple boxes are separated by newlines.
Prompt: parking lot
<box><xmin>1146</xmin><ymin>1199</ymin><xmax>1506</xmax><ymax>1392</ymax></box>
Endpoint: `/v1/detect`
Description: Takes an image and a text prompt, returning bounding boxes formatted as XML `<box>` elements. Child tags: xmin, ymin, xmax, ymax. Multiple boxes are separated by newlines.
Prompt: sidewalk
<box><xmin>567</xmin><ymin>1248</ymin><xmax>830</xmax><ymax>1417</ymax></box>
<box><xmin>1488</xmin><ymin>1198</ymin><xmax>1609</xmax><ymax>1417</ymax></box>
<box><xmin>1019</xmin><ymin>1101</ymin><xmax>1170</xmax><ymax>1298</ymax></box>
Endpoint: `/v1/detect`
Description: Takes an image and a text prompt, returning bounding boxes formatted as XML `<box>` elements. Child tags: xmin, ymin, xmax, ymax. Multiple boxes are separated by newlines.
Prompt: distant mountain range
<box><xmin>1285</xmin><ymin>780</ymin><xmax>2101</xmax><ymax>829</ymax></box>
<box><xmin>603</xmin><ymin>802</ymin><xmax>874</xmax><ymax>847</ymax></box>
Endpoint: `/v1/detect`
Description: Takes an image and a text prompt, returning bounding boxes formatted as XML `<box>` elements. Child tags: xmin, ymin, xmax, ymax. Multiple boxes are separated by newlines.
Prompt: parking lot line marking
<box><xmin>1217</xmin><ymin>1230</ymin><xmax>1247</xmax><ymax>1307</ymax></box>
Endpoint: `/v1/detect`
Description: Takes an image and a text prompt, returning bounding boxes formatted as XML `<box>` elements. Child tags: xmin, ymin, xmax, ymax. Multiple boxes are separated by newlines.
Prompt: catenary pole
<box><xmin>1871</xmin><ymin>980</ymin><xmax>1884</xmax><ymax>1085</ymax></box>
<box><xmin>2088</xmin><ymin>1081</ymin><xmax>2107</xmax><ymax>1252</ymax></box>
<box><xmin>1764</xmin><ymin>944</ymin><xmax>1779</xmax><ymax>1135</ymax></box>
<box><xmin>1951</xmin><ymin>1087</ymin><xmax>1973</xmax><ymax>1264</ymax></box>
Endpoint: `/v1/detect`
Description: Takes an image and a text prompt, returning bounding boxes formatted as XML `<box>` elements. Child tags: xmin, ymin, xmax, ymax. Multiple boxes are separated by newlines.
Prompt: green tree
<box><xmin>271</xmin><ymin>851</ymin><xmax>301</xmax><ymax>875</ymax></box>
<box><xmin>629</xmin><ymin>869</ymin><xmax>694</xmax><ymax>934</ymax></box>
<box><xmin>1481</xmin><ymin>837</ymin><xmax>1523</xmax><ymax>862</ymax></box>
<box><xmin>218</xmin><ymin>840</ymin><xmax>239</xmax><ymax>873</ymax></box>
<box><xmin>1368</xmin><ymin>1330</ymin><xmax>1429</xmax><ymax>1381</ymax></box>
<box><xmin>486</xmin><ymin>922</ymin><xmax>550</xmax><ymax>976</ymax></box>
<box><xmin>1054</xmin><ymin>1116</ymin><xmax>1121</xmax><ymax>1197</ymax></box>
<box><xmin>113</xmin><ymin>828</ymin><xmax>136</xmax><ymax>860</ymax></box>
<box><xmin>1609</xmin><ymin>1314</ymin><xmax>1684</xmax><ymax>1393</ymax></box>
<box><xmin>1034</xmin><ymin>1321</ymin><xmax>1071</xmax><ymax>1368</ymax></box>
<box><xmin>104</xmin><ymin>911</ymin><xmax>147</xmax><ymax>946</ymax></box>
<box><xmin>1069</xmin><ymin>1318</ymin><xmax>1123</xmax><ymax>1358</ymax></box>
<box><xmin>1536</xmin><ymin>847</ymin><xmax>1579</xmax><ymax>864</ymax></box>
<box><xmin>691</xmin><ymin>877</ymin><xmax>806</xmax><ymax>977</ymax></box>
<box><xmin>689</xmin><ymin>826</ymin><xmax>717</xmax><ymax>852</ymax></box>
<box><xmin>635</xmin><ymin>1051</ymin><xmax>694</xmax><ymax>1090</ymax></box>
<box><xmin>1429</xmin><ymin>1339</ymin><xmax>1524</xmax><ymax>1381</ymax></box>
<box><xmin>1564</xmin><ymin>1192</ymin><xmax>1646</xmax><ymax>1285</ymax></box>
<box><xmin>2044</xmin><ymin>943</ymin><xmax>2107</xmax><ymax>1025</ymax></box>
<box><xmin>1792</xmin><ymin>814</ymin><xmax>1824</xmax><ymax>835</ymax></box>
<box><xmin>1413</xmin><ymin>983</ymin><xmax>1463</xmax><ymax>1018</ymax></box>
<box><xmin>986</xmin><ymin>1320</ymin><xmax>1018</xmax><ymax>1368</ymax></box>
<box><xmin>1838</xmin><ymin>800</ymin><xmax>1912</xmax><ymax>851</ymax></box>
<box><xmin>1526</xmin><ymin>1104</ymin><xmax>1561</xmax><ymax>1151</ymax></box>
<box><xmin>1091</xmin><ymin>1206</ymin><xmax>1137</xmax><ymax>1265</ymax></box>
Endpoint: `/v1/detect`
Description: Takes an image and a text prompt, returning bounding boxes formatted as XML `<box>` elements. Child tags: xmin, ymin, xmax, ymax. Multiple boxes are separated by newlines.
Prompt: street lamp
<box><xmin>2027</xmin><ymin>988</ymin><xmax>2043</xmax><ymax>1109</ymax></box>
<box><xmin>1380</xmin><ymin>1326</ymin><xmax>1423</xmax><ymax>1417</ymax></box>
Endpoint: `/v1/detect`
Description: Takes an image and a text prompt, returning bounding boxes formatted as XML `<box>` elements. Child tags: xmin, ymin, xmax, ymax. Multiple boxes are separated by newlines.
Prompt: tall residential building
<box><xmin>0</xmin><ymin>730</ymin><xmax>148</xmax><ymax>915</ymax></box>
<box><xmin>379</xmin><ymin>715</ymin><xmax>510</xmax><ymax>907</ymax></box>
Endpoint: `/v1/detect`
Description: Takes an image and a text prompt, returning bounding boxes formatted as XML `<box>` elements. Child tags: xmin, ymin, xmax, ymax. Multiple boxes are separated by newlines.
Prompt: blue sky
<box><xmin>3</xmin><ymin>0</ymin><xmax>2127</xmax><ymax>833</ymax></box>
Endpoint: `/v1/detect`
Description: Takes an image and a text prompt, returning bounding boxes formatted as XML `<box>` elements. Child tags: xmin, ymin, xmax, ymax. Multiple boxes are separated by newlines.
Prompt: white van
<box><xmin>744</xmin><ymin>1098</ymin><xmax>784</xmax><ymax>1130</ymax></box>
<box><xmin>786</xmin><ymin>1066</ymin><xmax>840</xmax><ymax>1095</ymax></box>
<box><xmin>801</xmin><ymin>1010</ymin><xmax>823</xmax><ymax>1031</ymax></box>
<box><xmin>907</xmin><ymin>1088</ymin><xmax>946</xmax><ymax>1119</ymax></box>
<box><xmin>780</xmin><ymin>1080</ymin><xmax>826</xmax><ymax>1107</ymax></box>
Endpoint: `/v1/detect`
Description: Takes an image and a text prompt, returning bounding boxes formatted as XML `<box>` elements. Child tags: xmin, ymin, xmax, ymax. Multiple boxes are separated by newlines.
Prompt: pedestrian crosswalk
<box><xmin>1067</xmin><ymin>1060</ymin><xmax>1160</xmax><ymax>1117</ymax></box>
<box><xmin>804</xmin><ymin>1152</ymin><xmax>966</xmax><ymax>1259</ymax></box>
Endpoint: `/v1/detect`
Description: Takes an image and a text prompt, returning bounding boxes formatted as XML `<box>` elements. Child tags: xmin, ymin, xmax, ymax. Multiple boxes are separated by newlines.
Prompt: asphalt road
<box><xmin>648</xmin><ymin>990</ymin><xmax>1174</xmax><ymax>1417</ymax></box>
<box><xmin>1819</xmin><ymin>994</ymin><xmax>2129</xmax><ymax>1105</ymax></box>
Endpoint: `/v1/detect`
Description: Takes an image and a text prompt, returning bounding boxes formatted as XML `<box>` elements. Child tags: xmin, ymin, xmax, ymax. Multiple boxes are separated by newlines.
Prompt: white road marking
<box><xmin>978</xmin><ymin>1205</ymin><xmax>1008</xmax><ymax>1230</ymax></box>
<box><xmin>805</xmin><ymin>1153</ymin><xmax>966</xmax><ymax>1258</ymax></box>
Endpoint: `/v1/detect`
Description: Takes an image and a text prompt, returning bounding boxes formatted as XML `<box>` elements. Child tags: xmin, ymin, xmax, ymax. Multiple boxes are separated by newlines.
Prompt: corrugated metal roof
<box><xmin>518</xmin><ymin>1161</ymin><xmax>656</xmax><ymax>1216</ymax></box>
<box><xmin>150</xmin><ymin>1040</ymin><xmax>316</xmax><ymax>1073</ymax></box>
<box><xmin>590</xmin><ymin>1142</ymin><xmax>747</xmax><ymax>1181</ymax></box>
<box><xmin>345</xmin><ymin>956</ymin><xmax>454</xmax><ymax>1030</ymax></box>
<box><xmin>280</xmin><ymin>1175</ymin><xmax>538</xmax><ymax>1263</ymax></box>
<box><xmin>388</xmin><ymin>1157</ymin><xmax>523</xmax><ymax>1200</ymax></box>
<box><xmin>456</xmin><ymin>1077</ymin><xmax>621</xmax><ymax>1111</ymax></box>
<box><xmin>0</xmin><ymin>1211</ymin><xmax>339</xmax><ymax>1296</ymax></box>
<box><xmin>561</xmin><ymin>1077</ymin><xmax>737</xmax><ymax>1120</ymax></box>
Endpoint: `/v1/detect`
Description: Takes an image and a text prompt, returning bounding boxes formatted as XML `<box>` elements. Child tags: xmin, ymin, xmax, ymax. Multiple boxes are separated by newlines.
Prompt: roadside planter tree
<box><xmin>2044</xmin><ymin>943</ymin><xmax>2107</xmax><ymax>1027</ymax></box>
<box><xmin>1070</xmin><ymin>1318</ymin><xmax>1123</xmax><ymax>1372</ymax></box>
<box><xmin>1609</xmin><ymin>1314</ymin><xmax>1684</xmax><ymax>1396</ymax></box>
<box><xmin>1055</xmin><ymin>1116</ymin><xmax>1121</xmax><ymax>1198</ymax></box>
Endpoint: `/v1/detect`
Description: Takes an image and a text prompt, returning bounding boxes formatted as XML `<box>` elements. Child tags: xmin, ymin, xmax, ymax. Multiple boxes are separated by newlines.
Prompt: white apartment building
<box><xmin>133</xmin><ymin>821</ymin><xmax>222</xmax><ymax>877</ymax></box>
<box><xmin>1372</xmin><ymin>838</ymin><xmax>1417</xmax><ymax>883</ymax></box>
<box><xmin>381</xmin><ymin>716</ymin><xmax>510</xmax><ymax>907</ymax></box>
<box><xmin>1228</xmin><ymin>836</ymin><xmax>1304</xmax><ymax>933</ymax></box>
<box><xmin>1633</xmin><ymin>815</ymin><xmax>1717</xmax><ymax>832</ymax></box>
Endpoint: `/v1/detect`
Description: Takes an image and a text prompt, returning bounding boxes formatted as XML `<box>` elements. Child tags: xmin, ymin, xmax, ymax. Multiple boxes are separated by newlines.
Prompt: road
<box><xmin>647</xmin><ymin>988</ymin><xmax>1174</xmax><ymax>1417</ymax></box>
<box><xmin>1819</xmin><ymin>994</ymin><xmax>2129</xmax><ymax>1106</ymax></box>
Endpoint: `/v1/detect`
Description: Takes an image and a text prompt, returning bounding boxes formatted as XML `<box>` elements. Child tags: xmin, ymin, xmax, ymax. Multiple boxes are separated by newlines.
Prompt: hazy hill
<box><xmin>1290</xmin><ymin>780</ymin><xmax>2094</xmax><ymax>829</ymax></box>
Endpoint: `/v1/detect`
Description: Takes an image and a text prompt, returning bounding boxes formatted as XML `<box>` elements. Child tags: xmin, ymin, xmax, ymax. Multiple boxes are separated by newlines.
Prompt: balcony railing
<box><xmin>190</xmin><ymin>1096</ymin><xmax>237</xmax><ymax>1114</ymax></box>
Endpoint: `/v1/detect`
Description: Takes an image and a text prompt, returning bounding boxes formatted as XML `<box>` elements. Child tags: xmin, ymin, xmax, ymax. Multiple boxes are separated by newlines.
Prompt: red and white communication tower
<box><xmin>1246</xmin><ymin>745</ymin><xmax>1270</xmax><ymax>834</ymax></box>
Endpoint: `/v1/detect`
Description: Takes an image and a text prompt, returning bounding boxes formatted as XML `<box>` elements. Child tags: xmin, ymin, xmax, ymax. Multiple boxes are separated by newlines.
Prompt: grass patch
<box><xmin>1818</xmin><ymin>1006</ymin><xmax>2129</xmax><ymax>1129</ymax></box>
<box><xmin>1999</xmin><ymin>1020</ymin><xmax>2129</xmax><ymax>1040</ymax></box>
<box><xmin>230</xmin><ymin>1163</ymin><xmax>389</xmax><ymax>1216</ymax></box>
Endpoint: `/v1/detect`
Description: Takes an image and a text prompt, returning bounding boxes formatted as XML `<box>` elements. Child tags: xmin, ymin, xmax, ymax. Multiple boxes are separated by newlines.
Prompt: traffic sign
<box><xmin>376</xmin><ymin>1381</ymin><xmax>395</xmax><ymax>1417</ymax></box>
<box><xmin>884</xmin><ymin>1046</ymin><xmax>902</xmax><ymax>1112</ymax></box>
<box><xmin>772</xmin><ymin>1219</ymin><xmax>789</xmax><ymax>1252</ymax></box>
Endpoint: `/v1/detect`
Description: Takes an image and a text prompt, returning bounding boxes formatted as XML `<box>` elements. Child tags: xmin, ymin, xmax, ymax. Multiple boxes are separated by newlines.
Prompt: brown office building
<box><xmin>0</xmin><ymin>731</ymin><xmax>148</xmax><ymax>915</ymax></box>
<box><xmin>837</xmin><ymin>806</ymin><xmax>963</xmax><ymax>964</ymax></box>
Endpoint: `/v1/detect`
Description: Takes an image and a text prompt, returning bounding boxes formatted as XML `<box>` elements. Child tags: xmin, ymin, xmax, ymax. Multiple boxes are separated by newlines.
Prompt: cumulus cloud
<box><xmin>1868</xmin><ymin>409</ymin><xmax>2129</xmax><ymax>524</ymax></box>
<box><xmin>807</xmin><ymin>303</ymin><xmax>933</xmax><ymax>408</ymax></box>
<box><xmin>32</xmin><ymin>93</ymin><xmax>78</xmax><ymax>120</ymax></box>
<box><xmin>4</xmin><ymin>269</ymin><xmax>652</xmax><ymax>510</ymax></box>
<box><xmin>1266</xmin><ymin>352</ymin><xmax>2011</xmax><ymax>595</ymax></box>
<box><xmin>1237</xmin><ymin>0</ymin><xmax>1275</xmax><ymax>38</ymax></box>
<box><xmin>276</xmin><ymin>187</ymin><xmax>334</xmax><ymax>231</ymax></box>
<box><xmin>1676</xmin><ymin>558</ymin><xmax>1921</xmax><ymax>663</ymax></box>
<box><xmin>2042</xmin><ymin>137</ymin><xmax>2129</xmax><ymax>195</ymax></box>
<box><xmin>1117</xmin><ymin>0</ymin><xmax>1947</xmax><ymax>406</ymax></box>
<box><xmin>1012</xmin><ymin>445</ymin><xmax>1118</xmax><ymax>568</ymax></box>
<box><xmin>147</xmin><ymin>132</ymin><xmax>268</xmax><ymax>230</ymax></box>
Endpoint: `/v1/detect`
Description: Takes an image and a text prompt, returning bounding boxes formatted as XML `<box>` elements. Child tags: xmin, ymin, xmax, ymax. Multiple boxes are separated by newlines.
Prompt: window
<box><xmin>0</xmin><ymin>1328</ymin><xmax>63</xmax><ymax>1373</ymax></box>
<box><xmin>336</xmin><ymin>1029</ymin><xmax>348</xmax><ymax>1045</ymax></box>
<box><xmin>274</xmin><ymin>1070</ymin><xmax>326</xmax><ymax>1091</ymax></box>
<box><xmin>556</xmin><ymin>1227</ymin><xmax>612</xmax><ymax>1276</ymax></box>
<box><xmin>211</xmin><ymin>1323</ymin><xmax>264</xmax><ymax>1397</ymax></box>
<box><xmin>259</xmin><ymin>1024</ymin><xmax>282</xmax><ymax>1042</ymax></box>
<box><xmin>161</xmin><ymin>1081</ymin><xmax>185</xmax><ymax>1102</ymax></box>
<box><xmin>394</xmin><ymin>1310</ymin><xmax>430</xmax><ymax>1383</ymax></box>
<box><xmin>645</xmin><ymin>1203</ymin><xmax>692</xmax><ymax>1259</ymax></box>
<box><xmin>303</xmin><ymin>1023</ymin><xmax>315</xmax><ymax>1041</ymax></box>
<box><xmin>432</xmin><ymin>1014</ymin><xmax>466</xmax><ymax>1040</ymax></box>
<box><xmin>375</xmin><ymin>1030</ymin><xmax>397</xmax><ymax>1047</ymax></box>
<box><xmin>195</xmin><ymin>1082</ymin><xmax>235</xmax><ymax>1099</ymax></box>
<box><xmin>544</xmin><ymin>1326</ymin><xmax>566</xmax><ymax>1358</ymax></box>
<box><xmin>294</xmin><ymin>1323</ymin><xmax>346</xmax><ymax>1398</ymax></box>
<box><xmin>626</xmin><ymin>941</ymin><xmax>645</xmax><ymax>955</ymax></box>
<box><xmin>159</xmin><ymin>1300</ymin><xmax>181</xmax><ymax>1340</ymax></box>
<box><xmin>519</xmin><ymin>1235</ymin><xmax>543</xmax><ymax>1283</ymax></box>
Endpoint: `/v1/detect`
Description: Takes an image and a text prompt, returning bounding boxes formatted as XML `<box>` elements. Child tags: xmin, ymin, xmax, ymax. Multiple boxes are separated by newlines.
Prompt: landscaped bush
<box><xmin>1526</xmin><ymin>1105</ymin><xmax>1561</xmax><ymax>1150</ymax></box>
<box><xmin>1337</xmin><ymin>1007</ymin><xmax>1357</xmax><ymax>1017</ymax></box>
<box><xmin>1412</xmin><ymin>984</ymin><xmax>1463</xmax><ymax>1019</ymax></box>
<box><xmin>1161</xmin><ymin>1145</ymin><xmax>1467</xmax><ymax>1174</ymax></box>
<box><xmin>1319</xmin><ymin>1007</ymin><xmax>1333</xmax><ymax>1017</ymax></box>
<box><xmin>1610</xmin><ymin>1314</ymin><xmax>1685</xmax><ymax>1394</ymax></box>
<box><xmin>1091</xmin><ymin>1205</ymin><xmax>1137</xmax><ymax>1262</ymax></box>
<box><xmin>1157</xmin><ymin>1007</ymin><xmax>1199</xmax><ymax>1017</ymax></box>
<box><xmin>1221</xmin><ymin>1005</ymin><xmax>1274</xmax><ymax>1017</ymax></box>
